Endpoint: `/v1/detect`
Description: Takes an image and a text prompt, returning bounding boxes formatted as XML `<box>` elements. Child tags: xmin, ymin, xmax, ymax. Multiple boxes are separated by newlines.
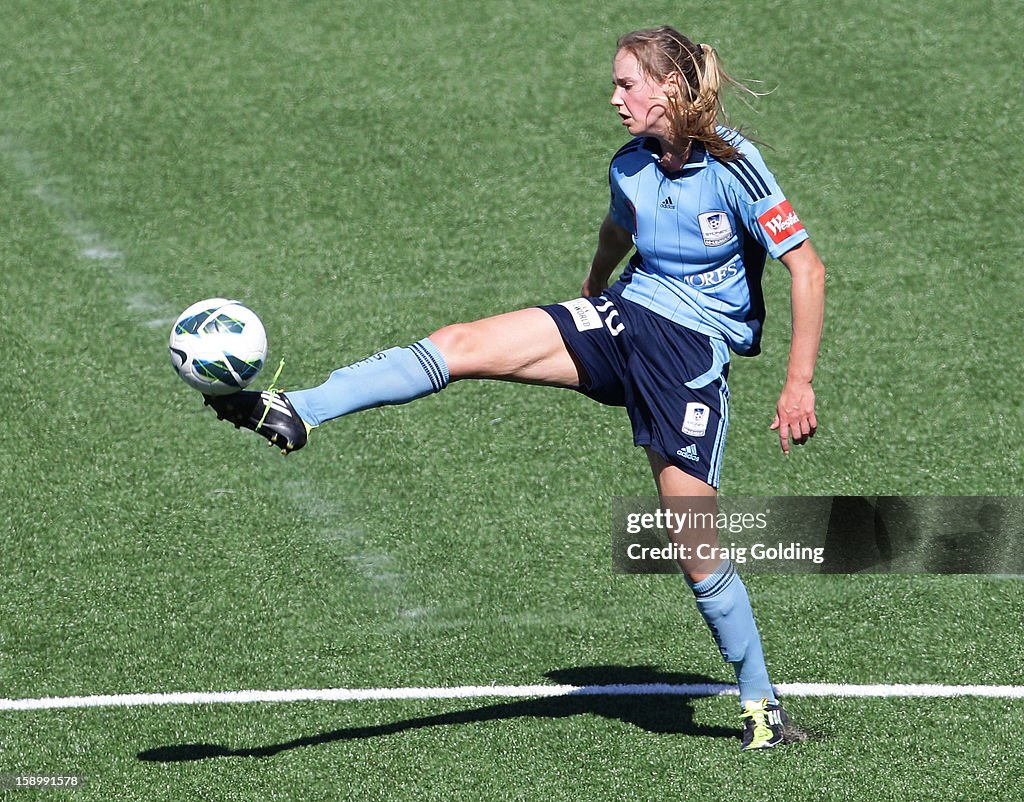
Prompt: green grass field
<box><xmin>2</xmin><ymin>1</ymin><xmax>1022</xmax><ymax>799</ymax></box>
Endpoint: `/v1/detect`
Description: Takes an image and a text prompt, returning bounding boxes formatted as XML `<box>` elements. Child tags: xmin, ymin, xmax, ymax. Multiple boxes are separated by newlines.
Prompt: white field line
<box><xmin>2</xmin><ymin>682</ymin><xmax>1023</xmax><ymax>712</ymax></box>
<box><xmin>1</xmin><ymin>137</ymin><xmax>170</xmax><ymax>322</ymax></box>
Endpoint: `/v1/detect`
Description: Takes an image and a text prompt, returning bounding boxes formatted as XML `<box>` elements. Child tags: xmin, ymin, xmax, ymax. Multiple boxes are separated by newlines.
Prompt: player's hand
<box><xmin>582</xmin><ymin>272</ymin><xmax>608</xmax><ymax>298</ymax></box>
<box><xmin>770</xmin><ymin>380</ymin><xmax>817</xmax><ymax>455</ymax></box>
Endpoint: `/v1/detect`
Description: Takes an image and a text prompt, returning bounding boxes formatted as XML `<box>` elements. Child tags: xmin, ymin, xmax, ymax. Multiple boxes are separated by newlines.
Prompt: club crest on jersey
<box><xmin>698</xmin><ymin>211</ymin><xmax>734</xmax><ymax>247</ymax></box>
<box><xmin>757</xmin><ymin>200</ymin><xmax>804</xmax><ymax>244</ymax></box>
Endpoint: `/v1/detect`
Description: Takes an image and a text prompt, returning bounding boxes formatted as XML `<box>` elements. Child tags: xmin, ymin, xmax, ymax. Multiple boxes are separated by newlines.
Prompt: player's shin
<box><xmin>688</xmin><ymin>560</ymin><xmax>776</xmax><ymax>705</ymax></box>
<box><xmin>288</xmin><ymin>337</ymin><xmax>450</xmax><ymax>426</ymax></box>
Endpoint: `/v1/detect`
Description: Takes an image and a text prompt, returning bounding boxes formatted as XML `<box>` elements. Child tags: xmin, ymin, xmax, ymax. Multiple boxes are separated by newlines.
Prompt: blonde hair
<box><xmin>617</xmin><ymin>26</ymin><xmax>755</xmax><ymax>163</ymax></box>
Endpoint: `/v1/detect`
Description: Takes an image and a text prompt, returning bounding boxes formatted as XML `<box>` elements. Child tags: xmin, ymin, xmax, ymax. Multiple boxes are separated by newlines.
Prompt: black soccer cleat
<box><xmin>203</xmin><ymin>390</ymin><xmax>309</xmax><ymax>454</ymax></box>
<box><xmin>739</xmin><ymin>698</ymin><xmax>807</xmax><ymax>751</ymax></box>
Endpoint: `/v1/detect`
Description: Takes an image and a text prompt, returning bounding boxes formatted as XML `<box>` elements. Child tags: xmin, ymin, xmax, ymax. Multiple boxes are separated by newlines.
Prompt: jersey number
<box><xmin>592</xmin><ymin>298</ymin><xmax>625</xmax><ymax>337</ymax></box>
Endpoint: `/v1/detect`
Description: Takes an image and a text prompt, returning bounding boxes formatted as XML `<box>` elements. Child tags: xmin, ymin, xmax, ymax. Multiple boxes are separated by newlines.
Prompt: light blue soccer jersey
<box><xmin>608</xmin><ymin>128</ymin><xmax>808</xmax><ymax>356</ymax></box>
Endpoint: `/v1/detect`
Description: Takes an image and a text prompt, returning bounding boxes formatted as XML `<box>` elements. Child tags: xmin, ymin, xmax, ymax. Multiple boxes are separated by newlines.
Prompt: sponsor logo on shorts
<box><xmin>698</xmin><ymin>211</ymin><xmax>734</xmax><ymax>247</ymax></box>
<box><xmin>757</xmin><ymin>200</ymin><xmax>804</xmax><ymax>244</ymax></box>
<box><xmin>682</xmin><ymin>402</ymin><xmax>710</xmax><ymax>437</ymax></box>
<box><xmin>559</xmin><ymin>298</ymin><xmax>603</xmax><ymax>332</ymax></box>
<box><xmin>676</xmin><ymin>443</ymin><xmax>700</xmax><ymax>463</ymax></box>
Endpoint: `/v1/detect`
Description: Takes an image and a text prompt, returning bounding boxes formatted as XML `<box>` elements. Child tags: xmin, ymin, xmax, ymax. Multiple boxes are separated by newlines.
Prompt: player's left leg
<box><xmin>286</xmin><ymin>307</ymin><xmax>579</xmax><ymax>423</ymax></box>
<box><xmin>204</xmin><ymin>307</ymin><xmax>580</xmax><ymax>452</ymax></box>
<box><xmin>647</xmin><ymin>450</ymin><xmax>794</xmax><ymax>750</ymax></box>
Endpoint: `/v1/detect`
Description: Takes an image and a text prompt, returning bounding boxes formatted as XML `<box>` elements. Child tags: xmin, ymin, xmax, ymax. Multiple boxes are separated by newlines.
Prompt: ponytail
<box><xmin>617</xmin><ymin>28</ymin><xmax>759</xmax><ymax>163</ymax></box>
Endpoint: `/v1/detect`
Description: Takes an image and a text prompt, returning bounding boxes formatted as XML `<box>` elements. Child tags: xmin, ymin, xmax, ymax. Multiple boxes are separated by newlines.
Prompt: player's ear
<box><xmin>656</xmin><ymin>72</ymin><xmax>682</xmax><ymax>102</ymax></box>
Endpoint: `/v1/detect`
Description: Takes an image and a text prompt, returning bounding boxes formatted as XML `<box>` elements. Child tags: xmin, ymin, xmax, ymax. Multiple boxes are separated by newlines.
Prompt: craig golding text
<box><xmin>625</xmin><ymin>542</ymin><xmax>826</xmax><ymax>565</ymax></box>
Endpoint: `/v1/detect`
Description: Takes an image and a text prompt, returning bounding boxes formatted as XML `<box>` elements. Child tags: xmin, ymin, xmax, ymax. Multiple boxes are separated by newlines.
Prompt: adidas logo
<box><xmin>262</xmin><ymin>391</ymin><xmax>293</xmax><ymax>417</ymax></box>
<box><xmin>660</xmin><ymin>196</ymin><xmax>675</xmax><ymax>209</ymax></box>
<box><xmin>767</xmin><ymin>710</ymin><xmax>784</xmax><ymax>726</ymax></box>
<box><xmin>676</xmin><ymin>443</ymin><xmax>700</xmax><ymax>462</ymax></box>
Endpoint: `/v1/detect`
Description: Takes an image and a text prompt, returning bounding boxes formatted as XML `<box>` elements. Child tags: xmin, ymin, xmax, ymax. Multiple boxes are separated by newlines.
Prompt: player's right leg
<box><xmin>648</xmin><ymin>453</ymin><xmax>801</xmax><ymax>750</ymax></box>
<box><xmin>204</xmin><ymin>307</ymin><xmax>581</xmax><ymax>452</ymax></box>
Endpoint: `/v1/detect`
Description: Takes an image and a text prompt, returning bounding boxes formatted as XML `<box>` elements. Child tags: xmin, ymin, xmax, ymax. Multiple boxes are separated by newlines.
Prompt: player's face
<box><xmin>610</xmin><ymin>49</ymin><xmax>671</xmax><ymax>140</ymax></box>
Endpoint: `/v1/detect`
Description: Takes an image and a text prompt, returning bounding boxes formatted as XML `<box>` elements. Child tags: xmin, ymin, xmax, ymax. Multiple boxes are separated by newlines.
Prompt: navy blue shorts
<box><xmin>540</xmin><ymin>290</ymin><xmax>731</xmax><ymax>488</ymax></box>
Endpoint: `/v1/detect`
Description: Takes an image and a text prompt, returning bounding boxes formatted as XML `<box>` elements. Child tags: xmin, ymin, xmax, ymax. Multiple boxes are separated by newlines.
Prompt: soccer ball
<box><xmin>169</xmin><ymin>298</ymin><xmax>267</xmax><ymax>396</ymax></box>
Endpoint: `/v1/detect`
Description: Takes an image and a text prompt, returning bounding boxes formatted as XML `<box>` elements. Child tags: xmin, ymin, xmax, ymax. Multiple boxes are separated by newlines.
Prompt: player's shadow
<box><xmin>137</xmin><ymin>665</ymin><xmax>738</xmax><ymax>762</ymax></box>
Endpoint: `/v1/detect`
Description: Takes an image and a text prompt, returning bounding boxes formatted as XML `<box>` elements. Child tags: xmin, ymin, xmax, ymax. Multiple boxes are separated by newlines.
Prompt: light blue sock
<box><xmin>689</xmin><ymin>560</ymin><xmax>776</xmax><ymax>705</ymax></box>
<box><xmin>287</xmin><ymin>338</ymin><xmax>449</xmax><ymax>427</ymax></box>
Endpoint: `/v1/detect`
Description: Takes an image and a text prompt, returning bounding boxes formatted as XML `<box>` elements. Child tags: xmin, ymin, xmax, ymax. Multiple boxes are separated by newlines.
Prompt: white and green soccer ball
<box><xmin>169</xmin><ymin>298</ymin><xmax>267</xmax><ymax>396</ymax></box>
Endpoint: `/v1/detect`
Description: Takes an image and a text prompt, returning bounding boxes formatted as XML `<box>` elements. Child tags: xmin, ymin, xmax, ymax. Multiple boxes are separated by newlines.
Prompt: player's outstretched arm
<box><xmin>772</xmin><ymin>240</ymin><xmax>825</xmax><ymax>454</ymax></box>
<box><xmin>583</xmin><ymin>214</ymin><xmax>633</xmax><ymax>297</ymax></box>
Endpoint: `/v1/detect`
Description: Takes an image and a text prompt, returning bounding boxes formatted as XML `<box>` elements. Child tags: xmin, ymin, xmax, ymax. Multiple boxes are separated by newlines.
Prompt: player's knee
<box><xmin>428</xmin><ymin>323</ymin><xmax>484</xmax><ymax>376</ymax></box>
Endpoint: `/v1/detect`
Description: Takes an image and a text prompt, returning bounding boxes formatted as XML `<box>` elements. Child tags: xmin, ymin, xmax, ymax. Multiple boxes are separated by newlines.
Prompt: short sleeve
<box><xmin>721</xmin><ymin>148</ymin><xmax>808</xmax><ymax>259</ymax></box>
<box><xmin>608</xmin><ymin>165</ymin><xmax>635</xmax><ymax>232</ymax></box>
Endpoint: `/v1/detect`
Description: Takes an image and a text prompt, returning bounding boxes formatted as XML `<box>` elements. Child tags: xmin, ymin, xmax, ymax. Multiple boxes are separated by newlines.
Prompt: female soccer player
<box><xmin>206</xmin><ymin>26</ymin><xmax>824</xmax><ymax>750</ymax></box>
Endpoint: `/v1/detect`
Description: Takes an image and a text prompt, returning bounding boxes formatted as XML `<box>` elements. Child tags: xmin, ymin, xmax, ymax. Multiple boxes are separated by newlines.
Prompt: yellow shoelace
<box><xmin>254</xmin><ymin>358</ymin><xmax>286</xmax><ymax>431</ymax></box>
<box><xmin>739</xmin><ymin>701</ymin><xmax>773</xmax><ymax>744</ymax></box>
